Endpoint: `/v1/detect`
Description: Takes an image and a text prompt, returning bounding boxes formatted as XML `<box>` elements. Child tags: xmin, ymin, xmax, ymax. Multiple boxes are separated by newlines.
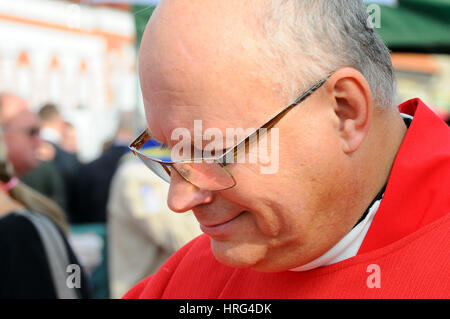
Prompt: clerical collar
<box><xmin>289</xmin><ymin>113</ymin><xmax>413</xmax><ymax>272</ymax></box>
<box><xmin>289</xmin><ymin>195</ymin><xmax>383</xmax><ymax>271</ymax></box>
<box><xmin>352</xmin><ymin>184</ymin><xmax>386</xmax><ymax>228</ymax></box>
<box><xmin>352</xmin><ymin>113</ymin><xmax>412</xmax><ymax>228</ymax></box>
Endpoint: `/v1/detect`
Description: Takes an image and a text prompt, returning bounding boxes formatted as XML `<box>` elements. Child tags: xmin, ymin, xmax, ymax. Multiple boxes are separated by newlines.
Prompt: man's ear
<box><xmin>327</xmin><ymin>68</ymin><xmax>373</xmax><ymax>154</ymax></box>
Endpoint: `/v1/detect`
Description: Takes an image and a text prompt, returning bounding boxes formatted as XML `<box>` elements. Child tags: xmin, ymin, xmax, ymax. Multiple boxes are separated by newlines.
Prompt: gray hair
<box><xmin>260</xmin><ymin>0</ymin><xmax>396</xmax><ymax>109</ymax></box>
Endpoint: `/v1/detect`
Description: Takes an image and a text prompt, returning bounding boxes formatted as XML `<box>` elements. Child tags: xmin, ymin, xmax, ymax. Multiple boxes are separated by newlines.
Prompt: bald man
<box><xmin>0</xmin><ymin>93</ymin><xmax>42</xmax><ymax>177</ymax></box>
<box><xmin>124</xmin><ymin>0</ymin><xmax>450</xmax><ymax>298</ymax></box>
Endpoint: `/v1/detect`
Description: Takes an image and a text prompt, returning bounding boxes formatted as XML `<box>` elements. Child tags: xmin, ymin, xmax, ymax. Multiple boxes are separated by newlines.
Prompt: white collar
<box><xmin>40</xmin><ymin>127</ymin><xmax>61</xmax><ymax>144</ymax></box>
<box><xmin>289</xmin><ymin>112</ymin><xmax>412</xmax><ymax>272</ymax></box>
<box><xmin>289</xmin><ymin>197</ymin><xmax>382</xmax><ymax>272</ymax></box>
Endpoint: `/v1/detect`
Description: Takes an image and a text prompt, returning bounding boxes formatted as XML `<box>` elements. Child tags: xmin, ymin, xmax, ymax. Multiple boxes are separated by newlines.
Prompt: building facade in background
<box><xmin>0</xmin><ymin>0</ymin><xmax>138</xmax><ymax>161</ymax></box>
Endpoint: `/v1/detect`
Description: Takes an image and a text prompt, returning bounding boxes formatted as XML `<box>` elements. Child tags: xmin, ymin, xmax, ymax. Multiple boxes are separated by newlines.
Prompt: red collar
<box><xmin>358</xmin><ymin>99</ymin><xmax>450</xmax><ymax>254</ymax></box>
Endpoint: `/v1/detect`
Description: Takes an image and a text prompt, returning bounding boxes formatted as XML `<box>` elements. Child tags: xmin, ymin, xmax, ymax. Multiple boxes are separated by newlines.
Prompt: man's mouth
<box><xmin>199</xmin><ymin>211</ymin><xmax>248</xmax><ymax>237</ymax></box>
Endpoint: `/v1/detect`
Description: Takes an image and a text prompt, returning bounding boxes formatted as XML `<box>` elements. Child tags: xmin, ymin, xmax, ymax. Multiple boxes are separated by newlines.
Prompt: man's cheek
<box><xmin>258</xmin><ymin>128</ymin><xmax>280</xmax><ymax>175</ymax></box>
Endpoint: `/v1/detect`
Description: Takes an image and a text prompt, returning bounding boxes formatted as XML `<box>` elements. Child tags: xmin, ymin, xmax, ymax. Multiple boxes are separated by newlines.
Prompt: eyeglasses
<box><xmin>130</xmin><ymin>74</ymin><xmax>331</xmax><ymax>191</ymax></box>
<box><xmin>4</xmin><ymin>126</ymin><xmax>40</xmax><ymax>137</ymax></box>
<box><xmin>25</xmin><ymin>127</ymin><xmax>40</xmax><ymax>137</ymax></box>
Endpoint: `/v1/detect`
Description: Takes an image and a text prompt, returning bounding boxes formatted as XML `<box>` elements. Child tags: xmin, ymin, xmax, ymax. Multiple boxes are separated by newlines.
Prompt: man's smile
<box><xmin>199</xmin><ymin>211</ymin><xmax>248</xmax><ymax>237</ymax></box>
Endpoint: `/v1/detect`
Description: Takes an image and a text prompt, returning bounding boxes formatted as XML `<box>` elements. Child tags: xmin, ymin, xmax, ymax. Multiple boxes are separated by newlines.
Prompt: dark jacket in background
<box><xmin>51</xmin><ymin>143</ymin><xmax>81</xmax><ymax>222</ymax></box>
<box><xmin>72</xmin><ymin>144</ymin><xmax>128</xmax><ymax>224</ymax></box>
<box><xmin>21</xmin><ymin>160</ymin><xmax>67</xmax><ymax>212</ymax></box>
<box><xmin>0</xmin><ymin>211</ymin><xmax>92</xmax><ymax>299</ymax></box>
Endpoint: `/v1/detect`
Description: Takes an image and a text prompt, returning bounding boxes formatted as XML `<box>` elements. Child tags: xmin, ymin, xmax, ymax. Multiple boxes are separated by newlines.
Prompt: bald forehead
<box><xmin>0</xmin><ymin>94</ymin><xmax>28</xmax><ymax>124</ymax></box>
<box><xmin>138</xmin><ymin>0</ymin><xmax>288</xmax><ymax>145</ymax></box>
<box><xmin>139</xmin><ymin>0</ymin><xmax>266</xmax><ymax>84</ymax></box>
<box><xmin>141</xmin><ymin>0</ymin><xmax>278</xmax><ymax>102</ymax></box>
<box><xmin>152</xmin><ymin>0</ymin><xmax>261</xmax><ymax>34</ymax></box>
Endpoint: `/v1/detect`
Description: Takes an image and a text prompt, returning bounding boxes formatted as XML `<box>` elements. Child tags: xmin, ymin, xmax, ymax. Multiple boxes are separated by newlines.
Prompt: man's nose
<box><xmin>167</xmin><ymin>168</ymin><xmax>214</xmax><ymax>213</ymax></box>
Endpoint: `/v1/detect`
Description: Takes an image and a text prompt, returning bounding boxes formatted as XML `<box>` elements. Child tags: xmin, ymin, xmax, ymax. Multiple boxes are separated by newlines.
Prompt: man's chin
<box><xmin>209</xmin><ymin>237</ymin><xmax>269</xmax><ymax>270</ymax></box>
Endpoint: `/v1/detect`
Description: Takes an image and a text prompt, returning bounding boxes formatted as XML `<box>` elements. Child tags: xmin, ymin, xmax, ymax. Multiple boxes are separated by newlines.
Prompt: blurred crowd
<box><xmin>0</xmin><ymin>92</ymin><xmax>201</xmax><ymax>299</ymax></box>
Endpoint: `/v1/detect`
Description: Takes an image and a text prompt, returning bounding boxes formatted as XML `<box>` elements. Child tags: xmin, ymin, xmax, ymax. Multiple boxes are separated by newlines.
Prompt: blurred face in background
<box><xmin>1</xmin><ymin>94</ymin><xmax>42</xmax><ymax>176</ymax></box>
<box><xmin>61</xmin><ymin>122</ymin><xmax>78</xmax><ymax>154</ymax></box>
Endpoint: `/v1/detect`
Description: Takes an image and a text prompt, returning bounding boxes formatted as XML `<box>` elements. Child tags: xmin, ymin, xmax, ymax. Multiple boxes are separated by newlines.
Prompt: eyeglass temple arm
<box><xmin>218</xmin><ymin>75</ymin><xmax>330</xmax><ymax>165</ymax></box>
<box><xmin>129</xmin><ymin>129</ymin><xmax>151</xmax><ymax>153</ymax></box>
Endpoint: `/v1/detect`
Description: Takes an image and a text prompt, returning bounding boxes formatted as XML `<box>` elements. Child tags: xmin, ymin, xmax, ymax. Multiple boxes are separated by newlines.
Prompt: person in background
<box><xmin>107</xmin><ymin>143</ymin><xmax>202</xmax><ymax>298</ymax></box>
<box><xmin>0</xmin><ymin>99</ymin><xmax>91</xmax><ymax>299</ymax></box>
<box><xmin>0</xmin><ymin>93</ymin><xmax>42</xmax><ymax>178</ymax></box>
<box><xmin>0</xmin><ymin>97</ymin><xmax>67</xmax><ymax>214</ymax></box>
<box><xmin>37</xmin><ymin>104</ymin><xmax>80</xmax><ymax>222</ymax></box>
<box><xmin>61</xmin><ymin>121</ymin><xmax>78</xmax><ymax>155</ymax></box>
<box><xmin>73</xmin><ymin>112</ymin><xmax>134</xmax><ymax>224</ymax></box>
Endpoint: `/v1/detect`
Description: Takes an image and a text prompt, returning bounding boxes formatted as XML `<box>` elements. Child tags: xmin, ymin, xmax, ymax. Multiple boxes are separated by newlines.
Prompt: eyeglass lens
<box><xmin>136</xmin><ymin>151</ymin><xmax>235</xmax><ymax>191</ymax></box>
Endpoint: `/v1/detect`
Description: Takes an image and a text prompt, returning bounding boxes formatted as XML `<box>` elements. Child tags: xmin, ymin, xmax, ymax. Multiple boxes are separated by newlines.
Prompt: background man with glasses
<box><xmin>0</xmin><ymin>93</ymin><xmax>66</xmax><ymax>211</ymax></box>
<box><xmin>125</xmin><ymin>0</ymin><xmax>450</xmax><ymax>298</ymax></box>
<box><xmin>0</xmin><ymin>93</ymin><xmax>42</xmax><ymax>177</ymax></box>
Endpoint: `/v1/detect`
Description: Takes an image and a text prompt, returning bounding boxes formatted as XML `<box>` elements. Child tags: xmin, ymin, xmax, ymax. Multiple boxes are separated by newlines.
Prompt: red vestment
<box><xmin>124</xmin><ymin>99</ymin><xmax>450</xmax><ymax>299</ymax></box>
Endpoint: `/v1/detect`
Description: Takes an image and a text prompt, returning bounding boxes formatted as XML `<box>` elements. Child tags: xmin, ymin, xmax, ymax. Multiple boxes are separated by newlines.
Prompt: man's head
<box><xmin>0</xmin><ymin>93</ymin><xmax>41</xmax><ymax>176</ymax></box>
<box><xmin>138</xmin><ymin>0</ymin><xmax>404</xmax><ymax>272</ymax></box>
<box><xmin>38</xmin><ymin>103</ymin><xmax>65</xmax><ymax>136</ymax></box>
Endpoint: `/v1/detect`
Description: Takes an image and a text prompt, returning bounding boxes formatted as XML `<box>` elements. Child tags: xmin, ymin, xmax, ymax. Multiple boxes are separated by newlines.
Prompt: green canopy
<box><xmin>371</xmin><ymin>0</ymin><xmax>450</xmax><ymax>52</ymax></box>
<box><xmin>132</xmin><ymin>0</ymin><xmax>450</xmax><ymax>52</ymax></box>
<box><xmin>132</xmin><ymin>5</ymin><xmax>156</xmax><ymax>48</ymax></box>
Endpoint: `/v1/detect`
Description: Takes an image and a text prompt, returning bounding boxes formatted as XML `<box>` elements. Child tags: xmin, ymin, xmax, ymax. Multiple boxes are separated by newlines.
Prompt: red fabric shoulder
<box><xmin>122</xmin><ymin>235</ymin><xmax>203</xmax><ymax>299</ymax></box>
<box><xmin>125</xmin><ymin>214</ymin><xmax>450</xmax><ymax>298</ymax></box>
<box><xmin>359</xmin><ymin>99</ymin><xmax>450</xmax><ymax>253</ymax></box>
<box><xmin>123</xmin><ymin>234</ymin><xmax>236</xmax><ymax>299</ymax></box>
